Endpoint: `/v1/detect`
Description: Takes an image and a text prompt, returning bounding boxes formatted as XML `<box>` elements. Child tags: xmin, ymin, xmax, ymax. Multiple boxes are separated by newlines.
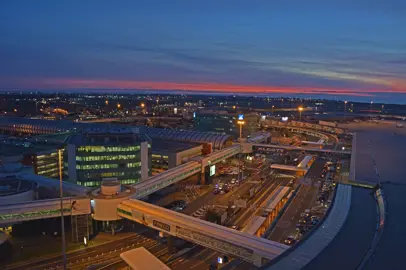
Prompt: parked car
<box><xmin>284</xmin><ymin>236</ymin><xmax>297</xmax><ymax>245</ymax></box>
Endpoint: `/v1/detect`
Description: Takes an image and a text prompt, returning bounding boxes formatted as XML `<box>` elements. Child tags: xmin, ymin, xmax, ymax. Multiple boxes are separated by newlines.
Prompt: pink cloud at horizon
<box><xmin>5</xmin><ymin>77</ymin><xmax>406</xmax><ymax>97</ymax></box>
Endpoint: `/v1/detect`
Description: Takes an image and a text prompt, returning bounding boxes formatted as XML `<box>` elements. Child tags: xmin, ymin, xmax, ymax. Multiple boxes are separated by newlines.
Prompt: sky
<box><xmin>1</xmin><ymin>0</ymin><xmax>406</xmax><ymax>103</ymax></box>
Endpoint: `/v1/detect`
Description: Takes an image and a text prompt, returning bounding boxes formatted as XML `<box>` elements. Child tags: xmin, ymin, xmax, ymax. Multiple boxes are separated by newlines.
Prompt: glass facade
<box><xmin>34</xmin><ymin>150</ymin><xmax>63</xmax><ymax>179</ymax></box>
<box><xmin>66</xmin><ymin>143</ymin><xmax>149</xmax><ymax>187</ymax></box>
<box><xmin>151</xmin><ymin>154</ymin><xmax>169</xmax><ymax>175</ymax></box>
<box><xmin>194</xmin><ymin>112</ymin><xmax>259</xmax><ymax>138</ymax></box>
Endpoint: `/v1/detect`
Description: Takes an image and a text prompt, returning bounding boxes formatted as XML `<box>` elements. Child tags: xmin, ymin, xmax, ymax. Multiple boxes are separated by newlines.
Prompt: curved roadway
<box><xmin>306</xmin><ymin>122</ymin><xmax>406</xmax><ymax>270</ymax></box>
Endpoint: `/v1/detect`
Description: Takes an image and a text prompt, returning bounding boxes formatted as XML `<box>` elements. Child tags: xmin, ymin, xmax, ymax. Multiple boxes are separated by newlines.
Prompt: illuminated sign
<box><xmin>153</xmin><ymin>220</ymin><xmax>171</xmax><ymax>232</ymax></box>
<box><xmin>238</xmin><ymin>114</ymin><xmax>244</xmax><ymax>120</ymax></box>
<box><xmin>210</xmin><ymin>165</ymin><xmax>216</xmax><ymax>176</ymax></box>
<box><xmin>281</xmin><ymin>117</ymin><xmax>288</xmax><ymax>122</ymax></box>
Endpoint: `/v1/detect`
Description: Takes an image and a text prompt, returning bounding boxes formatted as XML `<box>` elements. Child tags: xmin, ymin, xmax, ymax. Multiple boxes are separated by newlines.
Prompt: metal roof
<box><xmin>0</xmin><ymin>117</ymin><xmax>232</xmax><ymax>149</ymax></box>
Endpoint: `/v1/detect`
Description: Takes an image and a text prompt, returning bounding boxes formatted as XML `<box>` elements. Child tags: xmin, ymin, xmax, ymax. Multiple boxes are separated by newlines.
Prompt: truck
<box><xmin>318</xmin><ymin>120</ymin><xmax>337</xmax><ymax>128</ymax></box>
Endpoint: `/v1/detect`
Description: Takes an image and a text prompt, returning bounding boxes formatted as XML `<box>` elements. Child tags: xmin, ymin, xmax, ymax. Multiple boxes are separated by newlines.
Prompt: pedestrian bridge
<box><xmin>117</xmin><ymin>199</ymin><xmax>289</xmax><ymax>267</ymax></box>
<box><xmin>131</xmin><ymin>145</ymin><xmax>243</xmax><ymax>198</ymax></box>
<box><xmin>0</xmin><ymin>197</ymin><xmax>91</xmax><ymax>226</ymax></box>
<box><xmin>253</xmin><ymin>143</ymin><xmax>351</xmax><ymax>155</ymax></box>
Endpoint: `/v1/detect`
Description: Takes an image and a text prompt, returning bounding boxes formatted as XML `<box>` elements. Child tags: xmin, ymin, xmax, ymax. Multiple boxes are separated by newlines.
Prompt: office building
<box><xmin>194</xmin><ymin>110</ymin><xmax>260</xmax><ymax>138</ymax></box>
<box><xmin>65</xmin><ymin>128</ymin><xmax>151</xmax><ymax>187</ymax></box>
<box><xmin>0</xmin><ymin>138</ymin><xmax>64</xmax><ymax>179</ymax></box>
<box><xmin>150</xmin><ymin>139</ymin><xmax>203</xmax><ymax>175</ymax></box>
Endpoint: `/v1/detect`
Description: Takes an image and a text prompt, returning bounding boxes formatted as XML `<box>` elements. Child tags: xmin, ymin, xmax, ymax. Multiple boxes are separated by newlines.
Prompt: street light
<box><xmin>141</xmin><ymin>103</ymin><xmax>145</xmax><ymax>108</ymax></box>
<box><xmin>58</xmin><ymin>149</ymin><xmax>67</xmax><ymax>270</ymax></box>
<box><xmin>272</xmin><ymin>105</ymin><xmax>275</xmax><ymax>115</ymax></box>
<box><xmin>344</xmin><ymin>101</ymin><xmax>347</xmax><ymax>112</ymax></box>
<box><xmin>117</xmin><ymin>103</ymin><xmax>121</xmax><ymax>109</ymax></box>
<box><xmin>298</xmin><ymin>107</ymin><xmax>303</xmax><ymax>121</ymax></box>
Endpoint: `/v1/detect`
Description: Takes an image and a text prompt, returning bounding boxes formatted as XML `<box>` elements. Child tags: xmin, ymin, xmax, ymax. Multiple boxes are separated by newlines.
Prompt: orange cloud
<box><xmin>10</xmin><ymin>77</ymin><xmax>406</xmax><ymax>96</ymax></box>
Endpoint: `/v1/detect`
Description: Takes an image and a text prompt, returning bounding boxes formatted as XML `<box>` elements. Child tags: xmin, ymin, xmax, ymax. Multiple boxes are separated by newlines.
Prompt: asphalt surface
<box><xmin>302</xmin><ymin>187</ymin><xmax>376</xmax><ymax>270</ymax></box>
<box><xmin>268</xmin><ymin>159</ymin><xmax>324</xmax><ymax>243</ymax></box>
<box><xmin>4</xmin><ymin>225</ymin><xmax>168</xmax><ymax>270</ymax></box>
<box><xmin>304</xmin><ymin>122</ymin><xmax>406</xmax><ymax>270</ymax></box>
<box><xmin>344</xmin><ymin>122</ymin><xmax>406</xmax><ymax>270</ymax></box>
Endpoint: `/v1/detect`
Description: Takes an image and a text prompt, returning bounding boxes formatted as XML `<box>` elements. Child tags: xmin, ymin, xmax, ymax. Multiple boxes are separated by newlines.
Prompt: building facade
<box><xmin>194</xmin><ymin>110</ymin><xmax>260</xmax><ymax>138</ymax></box>
<box><xmin>65</xmin><ymin>128</ymin><xmax>151</xmax><ymax>187</ymax></box>
<box><xmin>150</xmin><ymin>139</ymin><xmax>203</xmax><ymax>175</ymax></box>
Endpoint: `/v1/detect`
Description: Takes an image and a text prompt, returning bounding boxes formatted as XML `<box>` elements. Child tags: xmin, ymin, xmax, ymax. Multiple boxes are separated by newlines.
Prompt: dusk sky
<box><xmin>1</xmin><ymin>1</ymin><xmax>406</xmax><ymax>102</ymax></box>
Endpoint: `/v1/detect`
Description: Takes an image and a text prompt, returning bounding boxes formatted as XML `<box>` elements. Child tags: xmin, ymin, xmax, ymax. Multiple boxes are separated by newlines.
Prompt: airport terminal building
<box><xmin>65</xmin><ymin>128</ymin><xmax>151</xmax><ymax>187</ymax></box>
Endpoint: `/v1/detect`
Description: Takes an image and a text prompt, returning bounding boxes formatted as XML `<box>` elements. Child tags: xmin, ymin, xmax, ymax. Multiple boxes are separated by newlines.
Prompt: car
<box><xmin>299</xmin><ymin>218</ymin><xmax>309</xmax><ymax>224</ymax></box>
<box><xmin>297</xmin><ymin>227</ymin><xmax>310</xmax><ymax>235</ymax></box>
<box><xmin>213</xmin><ymin>189</ymin><xmax>220</xmax><ymax>195</ymax></box>
<box><xmin>300</xmin><ymin>212</ymin><xmax>310</xmax><ymax>218</ymax></box>
<box><xmin>231</xmin><ymin>179</ymin><xmax>236</xmax><ymax>185</ymax></box>
<box><xmin>288</xmin><ymin>180</ymin><xmax>294</xmax><ymax>186</ymax></box>
<box><xmin>284</xmin><ymin>236</ymin><xmax>297</xmax><ymax>245</ymax></box>
<box><xmin>318</xmin><ymin>196</ymin><xmax>327</xmax><ymax>203</ymax></box>
<box><xmin>220</xmin><ymin>190</ymin><xmax>225</xmax><ymax>195</ymax></box>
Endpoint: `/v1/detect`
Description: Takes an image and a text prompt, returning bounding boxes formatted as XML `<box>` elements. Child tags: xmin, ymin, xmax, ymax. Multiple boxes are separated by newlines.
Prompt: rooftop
<box><xmin>151</xmin><ymin>138</ymin><xmax>202</xmax><ymax>153</ymax></box>
<box><xmin>0</xmin><ymin>137</ymin><xmax>63</xmax><ymax>157</ymax></box>
<box><xmin>66</xmin><ymin>129</ymin><xmax>150</xmax><ymax>146</ymax></box>
<box><xmin>0</xmin><ymin>176</ymin><xmax>37</xmax><ymax>196</ymax></box>
<box><xmin>0</xmin><ymin>117</ymin><xmax>232</xmax><ymax>149</ymax></box>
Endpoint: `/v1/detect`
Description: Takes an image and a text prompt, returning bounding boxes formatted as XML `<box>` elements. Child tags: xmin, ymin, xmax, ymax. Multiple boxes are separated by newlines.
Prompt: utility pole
<box><xmin>58</xmin><ymin>149</ymin><xmax>67</xmax><ymax>270</ymax></box>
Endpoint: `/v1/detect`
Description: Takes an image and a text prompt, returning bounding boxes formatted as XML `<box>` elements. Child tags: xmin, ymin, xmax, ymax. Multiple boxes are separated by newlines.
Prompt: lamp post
<box><xmin>344</xmin><ymin>100</ymin><xmax>347</xmax><ymax>112</ymax></box>
<box><xmin>237</xmin><ymin>119</ymin><xmax>245</xmax><ymax>140</ymax></box>
<box><xmin>298</xmin><ymin>107</ymin><xmax>303</xmax><ymax>121</ymax></box>
<box><xmin>58</xmin><ymin>149</ymin><xmax>67</xmax><ymax>270</ymax></box>
<box><xmin>237</xmin><ymin>116</ymin><xmax>245</xmax><ymax>183</ymax></box>
<box><xmin>272</xmin><ymin>105</ymin><xmax>275</xmax><ymax>116</ymax></box>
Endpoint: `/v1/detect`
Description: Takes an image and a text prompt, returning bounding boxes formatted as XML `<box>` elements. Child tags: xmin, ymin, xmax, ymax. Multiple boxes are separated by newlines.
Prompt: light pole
<box><xmin>344</xmin><ymin>100</ymin><xmax>347</xmax><ymax>112</ymax></box>
<box><xmin>237</xmin><ymin>116</ymin><xmax>245</xmax><ymax>183</ymax></box>
<box><xmin>237</xmin><ymin>120</ymin><xmax>245</xmax><ymax>140</ymax></box>
<box><xmin>58</xmin><ymin>149</ymin><xmax>67</xmax><ymax>270</ymax></box>
<box><xmin>272</xmin><ymin>105</ymin><xmax>275</xmax><ymax>116</ymax></box>
<box><xmin>298</xmin><ymin>107</ymin><xmax>303</xmax><ymax>121</ymax></box>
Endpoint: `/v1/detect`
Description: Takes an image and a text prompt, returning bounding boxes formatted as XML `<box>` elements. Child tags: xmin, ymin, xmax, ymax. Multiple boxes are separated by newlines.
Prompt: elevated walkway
<box><xmin>253</xmin><ymin>143</ymin><xmax>351</xmax><ymax>155</ymax></box>
<box><xmin>117</xmin><ymin>199</ymin><xmax>289</xmax><ymax>267</ymax></box>
<box><xmin>131</xmin><ymin>161</ymin><xmax>201</xmax><ymax>199</ymax></box>
<box><xmin>132</xmin><ymin>145</ymin><xmax>243</xmax><ymax>198</ymax></box>
<box><xmin>270</xmin><ymin>164</ymin><xmax>307</xmax><ymax>173</ymax></box>
<box><xmin>0</xmin><ymin>197</ymin><xmax>91</xmax><ymax>225</ymax></box>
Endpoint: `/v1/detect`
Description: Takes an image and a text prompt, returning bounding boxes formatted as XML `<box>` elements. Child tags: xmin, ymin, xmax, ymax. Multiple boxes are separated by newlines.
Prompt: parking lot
<box><xmin>268</xmin><ymin>157</ymin><xmax>341</xmax><ymax>246</ymax></box>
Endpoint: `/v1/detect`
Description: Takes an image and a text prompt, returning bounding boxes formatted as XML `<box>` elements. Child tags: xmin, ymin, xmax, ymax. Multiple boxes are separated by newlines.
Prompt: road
<box><xmin>302</xmin><ymin>122</ymin><xmax>406</xmax><ymax>270</ymax></box>
<box><xmin>268</xmin><ymin>159</ymin><xmax>324</xmax><ymax>243</ymax></box>
<box><xmin>343</xmin><ymin>122</ymin><xmax>406</xmax><ymax>270</ymax></box>
<box><xmin>302</xmin><ymin>187</ymin><xmax>376</xmax><ymax>270</ymax></box>
<box><xmin>3</xmin><ymin>225</ymin><xmax>168</xmax><ymax>270</ymax></box>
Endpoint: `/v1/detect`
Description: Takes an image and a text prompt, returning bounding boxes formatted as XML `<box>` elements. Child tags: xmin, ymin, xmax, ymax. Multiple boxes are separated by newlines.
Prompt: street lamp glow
<box><xmin>298</xmin><ymin>107</ymin><xmax>303</xmax><ymax>121</ymax></box>
<box><xmin>105</xmin><ymin>100</ymin><xmax>109</xmax><ymax>105</ymax></box>
<box><xmin>117</xmin><ymin>103</ymin><xmax>121</xmax><ymax>109</ymax></box>
<box><xmin>141</xmin><ymin>103</ymin><xmax>145</xmax><ymax>108</ymax></box>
